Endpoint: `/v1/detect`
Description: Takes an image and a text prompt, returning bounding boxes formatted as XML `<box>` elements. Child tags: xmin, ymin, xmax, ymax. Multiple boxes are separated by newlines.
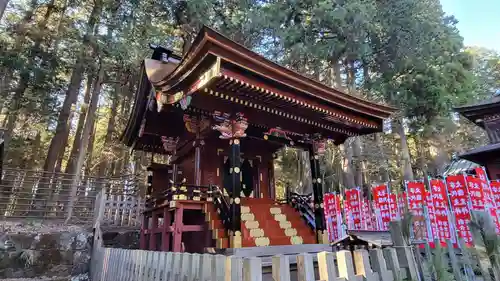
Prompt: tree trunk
<box><xmin>41</xmin><ymin>0</ymin><xmax>102</xmax><ymax>175</ymax></box>
<box><xmin>84</xmin><ymin>120</ymin><xmax>96</xmax><ymax>176</ymax></box>
<box><xmin>397</xmin><ymin>118</ymin><xmax>414</xmax><ymax>181</ymax></box>
<box><xmin>418</xmin><ymin>137</ymin><xmax>429</xmax><ymax>187</ymax></box>
<box><xmin>352</xmin><ymin>137</ymin><xmax>363</xmax><ymax>188</ymax></box>
<box><xmin>3</xmin><ymin>0</ymin><xmax>55</xmax><ymax>151</ymax></box>
<box><xmin>374</xmin><ymin>133</ymin><xmax>390</xmax><ymax>183</ymax></box>
<box><xmin>13</xmin><ymin>132</ymin><xmax>41</xmax><ymax>216</ymax></box>
<box><xmin>97</xmin><ymin>88</ymin><xmax>119</xmax><ymax>178</ymax></box>
<box><xmin>65</xmin><ymin>64</ymin><xmax>104</xmax><ymax>221</ymax></box>
<box><xmin>340</xmin><ymin>141</ymin><xmax>355</xmax><ymax>189</ymax></box>
<box><xmin>65</xmin><ymin>75</ymin><xmax>94</xmax><ymax>174</ymax></box>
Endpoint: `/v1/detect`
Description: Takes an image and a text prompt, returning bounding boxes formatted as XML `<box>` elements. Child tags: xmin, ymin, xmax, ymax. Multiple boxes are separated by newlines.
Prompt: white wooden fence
<box><xmin>93</xmin><ymin>188</ymin><xmax>145</xmax><ymax>227</ymax></box>
<box><xmin>90</xmin><ymin>245</ymin><xmax>414</xmax><ymax>281</ymax></box>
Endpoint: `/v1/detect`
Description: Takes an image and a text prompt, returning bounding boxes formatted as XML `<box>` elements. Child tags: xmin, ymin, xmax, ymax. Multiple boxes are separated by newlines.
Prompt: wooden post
<box><xmin>172</xmin><ymin>252</ymin><xmax>182</xmax><ymax>281</ymax></box>
<box><xmin>212</xmin><ymin>254</ymin><xmax>227</xmax><ymax>280</ymax></box>
<box><xmin>200</xmin><ymin>253</ymin><xmax>214</xmax><ymax>281</ymax></box>
<box><xmin>194</xmin><ymin>139</ymin><xmax>202</xmax><ymax>186</ymax></box>
<box><xmin>446</xmin><ymin>240</ymin><xmax>464</xmax><ymax>281</ymax></box>
<box><xmin>162</xmin><ymin>207</ymin><xmax>171</xmax><ymax>251</ymax></box>
<box><xmin>243</xmin><ymin>257</ymin><xmax>262</xmax><ymax>281</ymax></box>
<box><xmin>226</xmin><ymin>256</ymin><xmax>244</xmax><ymax>281</ymax></box>
<box><xmin>149</xmin><ymin>210</ymin><xmax>158</xmax><ymax>250</ymax></box>
<box><xmin>296</xmin><ymin>253</ymin><xmax>315</xmax><ymax>281</ymax></box>
<box><xmin>309</xmin><ymin>145</ymin><xmax>326</xmax><ymax>243</ymax></box>
<box><xmin>190</xmin><ymin>253</ymin><xmax>201</xmax><ymax>281</ymax></box>
<box><xmin>389</xmin><ymin>221</ymin><xmax>419</xmax><ymax>281</ymax></box>
<box><xmin>336</xmin><ymin>250</ymin><xmax>363</xmax><ymax>281</ymax></box>
<box><xmin>353</xmin><ymin>249</ymin><xmax>378</xmax><ymax>281</ymax></box>
<box><xmin>173</xmin><ymin>204</ymin><xmax>184</xmax><ymax>252</ymax></box>
<box><xmin>272</xmin><ymin>255</ymin><xmax>290</xmax><ymax>281</ymax></box>
<box><xmin>383</xmin><ymin>247</ymin><xmax>403</xmax><ymax>281</ymax></box>
<box><xmin>229</xmin><ymin>138</ymin><xmax>242</xmax><ymax>248</ymax></box>
<box><xmin>317</xmin><ymin>251</ymin><xmax>338</xmax><ymax>281</ymax></box>
<box><xmin>140</xmin><ymin>212</ymin><xmax>148</xmax><ymax>250</ymax></box>
<box><xmin>181</xmin><ymin>253</ymin><xmax>192</xmax><ymax>281</ymax></box>
<box><xmin>101</xmin><ymin>248</ymin><xmax>111</xmax><ymax>281</ymax></box>
<box><xmin>162</xmin><ymin>252</ymin><xmax>173</xmax><ymax>281</ymax></box>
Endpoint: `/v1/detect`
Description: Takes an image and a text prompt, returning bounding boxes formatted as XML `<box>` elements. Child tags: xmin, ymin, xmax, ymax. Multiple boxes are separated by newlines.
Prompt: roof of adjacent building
<box><xmin>454</xmin><ymin>94</ymin><xmax>500</xmax><ymax>127</ymax></box>
<box><xmin>458</xmin><ymin>142</ymin><xmax>500</xmax><ymax>164</ymax></box>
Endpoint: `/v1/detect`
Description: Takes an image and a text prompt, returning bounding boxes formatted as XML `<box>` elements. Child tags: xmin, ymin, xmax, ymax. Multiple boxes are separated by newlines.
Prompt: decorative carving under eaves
<box><xmin>264</xmin><ymin>127</ymin><xmax>292</xmax><ymax>140</ymax></box>
<box><xmin>312</xmin><ymin>134</ymin><xmax>326</xmax><ymax>156</ymax></box>
<box><xmin>184</xmin><ymin>114</ymin><xmax>210</xmax><ymax>134</ymax></box>
<box><xmin>212</xmin><ymin>111</ymin><xmax>248</xmax><ymax>139</ymax></box>
<box><xmin>160</xmin><ymin>136</ymin><xmax>179</xmax><ymax>154</ymax></box>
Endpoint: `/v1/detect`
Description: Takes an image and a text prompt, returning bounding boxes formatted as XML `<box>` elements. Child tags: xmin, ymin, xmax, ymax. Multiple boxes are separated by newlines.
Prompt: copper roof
<box><xmin>153</xmin><ymin>26</ymin><xmax>396</xmax><ymax>120</ymax></box>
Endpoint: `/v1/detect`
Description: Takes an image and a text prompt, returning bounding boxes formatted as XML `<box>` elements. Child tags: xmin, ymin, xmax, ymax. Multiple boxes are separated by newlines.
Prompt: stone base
<box><xmin>0</xmin><ymin>221</ymin><xmax>93</xmax><ymax>280</ymax></box>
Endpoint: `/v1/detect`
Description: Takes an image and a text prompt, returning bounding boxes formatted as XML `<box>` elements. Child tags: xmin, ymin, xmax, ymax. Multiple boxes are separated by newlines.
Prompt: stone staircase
<box><xmin>203</xmin><ymin>198</ymin><xmax>316</xmax><ymax>249</ymax></box>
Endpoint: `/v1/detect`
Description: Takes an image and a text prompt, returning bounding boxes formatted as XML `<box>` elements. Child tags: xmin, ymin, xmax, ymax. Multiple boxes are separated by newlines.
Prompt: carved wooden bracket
<box><xmin>212</xmin><ymin>111</ymin><xmax>248</xmax><ymax>139</ymax></box>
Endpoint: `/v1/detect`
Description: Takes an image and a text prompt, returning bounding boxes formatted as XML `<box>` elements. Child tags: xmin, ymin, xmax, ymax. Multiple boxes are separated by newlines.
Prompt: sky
<box><xmin>440</xmin><ymin>0</ymin><xmax>500</xmax><ymax>51</ymax></box>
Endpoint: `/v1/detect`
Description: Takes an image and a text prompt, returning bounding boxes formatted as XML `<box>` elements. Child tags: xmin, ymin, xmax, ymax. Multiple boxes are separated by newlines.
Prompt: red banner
<box><xmin>406</xmin><ymin>181</ymin><xmax>427</xmax><ymax>241</ymax></box>
<box><xmin>476</xmin><ymin>167</ymin><xmax>494</xmax><ymax>208</ymax></box>
<box><xmin>491</xmin><ymin>180</ymin><xmax>500</xmax><ymax>207</ymax></box>
<box><xmin>345</xmin><ymin>188</ymin><xmax>362</xmax><ymax>229</ymax></box>
<box><xmin>466</xmin><ymin>176</ymin><xmax>486</xmax><ymax>211</ymax></box>
<box><xmin>489</xmin><ymin>207</ymin><xmax>500</xmax><ymax>234</ymax></box>
<box><xmin>446</xmin><ymin>175</ymin><xmax>473</xmax><ymax>246</ymax></box>
<box><xmin>361</xmin><ymin>199</ymin><xmax>375</xmax><ymax>230</ymax></box>
<box><xmin>389</xmin><ymin>193</ymin><xmax>400</xmax><ymax>221</ymax></box>
<box><xmin>429</xmin><ymin>179</ymin><xmax>453</xmax><ymax>245</ymax></box>
<box><xmin>323</xmin><ymin>193</ymin><xmax>343</xmax><ymax>242</ymax></box>
<box><xmin>372</xmin><ymin>184</ymin><xmax>391</xmax><ymax>230</ymax></box>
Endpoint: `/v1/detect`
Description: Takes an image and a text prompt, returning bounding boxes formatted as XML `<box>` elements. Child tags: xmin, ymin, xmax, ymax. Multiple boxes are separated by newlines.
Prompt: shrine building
<box><xmin>122</xmin><ymin>26</ymin><xmax>396</xmax><ymax>253</ymax></box>
<box><xmin>455</xmin><ymin>93</ymin><xmax>500</xmax><ymax>180</ymax></box>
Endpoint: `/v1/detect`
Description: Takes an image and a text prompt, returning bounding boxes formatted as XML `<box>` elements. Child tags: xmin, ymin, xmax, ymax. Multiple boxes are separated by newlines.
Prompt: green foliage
<box><xmin>0</xmin><ymin>0</ymin><xmax>497</xmax><ymax>190</ymax></box>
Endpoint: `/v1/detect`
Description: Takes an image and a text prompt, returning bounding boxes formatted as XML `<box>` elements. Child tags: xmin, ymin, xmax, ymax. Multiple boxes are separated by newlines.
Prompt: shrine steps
<box><xmin>203</xmin><ymin>198</ymin><xmax>316</xmax><ymax>249</ymax></box>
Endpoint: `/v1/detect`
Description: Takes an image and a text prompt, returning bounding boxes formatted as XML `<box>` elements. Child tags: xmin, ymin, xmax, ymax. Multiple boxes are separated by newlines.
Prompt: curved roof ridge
<box><xmin>158</xmin><ymin>26</ymin><xmax>396</xmax><ymax>119</ymax></box>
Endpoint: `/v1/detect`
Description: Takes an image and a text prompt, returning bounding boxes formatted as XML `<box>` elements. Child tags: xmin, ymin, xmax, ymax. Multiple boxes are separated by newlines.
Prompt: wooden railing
<box><xmin>212</xmin><ymin>185</ymin><xmax>232</xmax><ymax>230</ymax></box>
<box><xmin>288</xmin><ymin>192</ymin><xmax>316</xmax><ymax>229</ymax></box>
<box><xmin>145</xmin><ymin>183</ymin><xmax>214</xmax><ymax>209</ymax></box>
<box><xmin>93</xmin><ymin>188</ymin><xmax>145</xmax><ymax>227</ymax></box>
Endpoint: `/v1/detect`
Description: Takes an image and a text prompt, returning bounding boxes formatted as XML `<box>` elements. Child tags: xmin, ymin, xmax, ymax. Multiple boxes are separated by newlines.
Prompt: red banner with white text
<box><xmin>406</xmin><ymin>181</ymin><xmax>427</xmax><ymax>241</ymax></box>
<box><xmin>372</xmin><ymin>184</ymin><xmax>391</xmax><ymax>230</ymax></box>
<box><xmin>446</xmin><ymin>175</ymin><xmax>473</xmax><ymax>246</ymax></box>
<box><xmin>429</xmin><ymin>179</ymin><xmax>454</xmax><ymax>245</ymax></box>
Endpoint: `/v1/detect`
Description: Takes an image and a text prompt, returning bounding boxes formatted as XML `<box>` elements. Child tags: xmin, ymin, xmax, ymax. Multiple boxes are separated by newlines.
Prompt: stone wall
<box><xmin>0</xmin><ymin>221</ymin><xmax>93</xmax><ymax>281</ymax></box>
<box><xmin>101</xmin><ymin>229</ymin><xmax>140</xmax><ymax>249</ymax></box>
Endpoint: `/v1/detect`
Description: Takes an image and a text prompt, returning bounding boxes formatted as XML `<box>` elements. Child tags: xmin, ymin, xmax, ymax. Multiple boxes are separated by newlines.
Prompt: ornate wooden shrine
<box><xmin>122</xmin><ymin>27</ymin><xmax>395</xmax><ymax>253</ymax></box>
<box><xmin>455</xmin><ymin>94</ymin><xmax>500</xmax><ymax>180</ymax></box>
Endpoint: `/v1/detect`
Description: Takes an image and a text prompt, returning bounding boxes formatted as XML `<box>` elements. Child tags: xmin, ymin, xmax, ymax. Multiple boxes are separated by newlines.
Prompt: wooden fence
<box><xmin>90</xmin><ymin>246</ymin><xmax>410</xmax><ymax>281</ymax></box>
<box><xmin>93</xmin><ymin>188</ymin><xmax>145</xmax><ymax>227</ymax></box>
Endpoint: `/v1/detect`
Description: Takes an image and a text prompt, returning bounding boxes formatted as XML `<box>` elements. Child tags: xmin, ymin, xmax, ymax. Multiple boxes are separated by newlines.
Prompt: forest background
<box><xmin>1</xmin><ymin>0</ymin><xmax>499</xmax><ymax>197</ymax></box>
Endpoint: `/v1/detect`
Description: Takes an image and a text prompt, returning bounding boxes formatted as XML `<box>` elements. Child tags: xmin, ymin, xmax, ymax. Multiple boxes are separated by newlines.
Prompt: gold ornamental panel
<box><xmin>255</xmin><ymin>237</ymin><xmax>270</xmax><ymax>247</ymax></box>
<box><xmin>279</xmin><ymin>221</ymin><xmax>292</xmax><ymax>229</ymax></box>
<box><xmin>284</xmin><ymin>228</ymin><xmax>297</xmax><ymax>237</ymax></box>
<box><xmin>290</xmin><ymin>236</ymin><xmax>303</xmax><ymax>245</ymax></box>
<box><xmin>274</xmin><ymin>214</ymin><xmax>287</xmax><ymax>222</ymax></box>
<box><xmin>249</xmin><ymin>228</ymin><xmax>265</xmax><ymax>238</ymax></box>
<box><xmin>245</xmin><ymin>220</ymin><xmax>259</xmax><ymax>229</ymax></box>
<box><xmin>241</xmin><ymin>206</ymin><xmax>251</xmax><ymax>214</ymax></box>
<box><xmin>269</xmin><ymin>207</ymin><xmax>282</xmax><ymax>215</ymax></box>
<box><xmin>241</xmin><ymin>213</ymin><xmax>255</xmax><ymax>221</ymax></box>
